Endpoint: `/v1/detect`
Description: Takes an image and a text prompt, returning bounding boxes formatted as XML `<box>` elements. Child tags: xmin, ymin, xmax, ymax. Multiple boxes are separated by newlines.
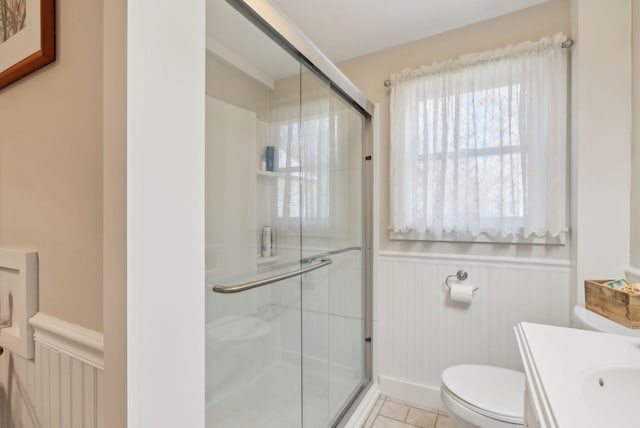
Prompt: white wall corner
<box><xmin>128</xmin><ymin>0</ymin><xmax>205</xmax><ymax>424</ymax></box>
<box><xmin>625</xmin><ymin>266</ymin><xmax>640</xmax><ymax>283</ymax></box>
<box><xmin>29</xmin><ymin>312</ymin><xmax>104</xmax><ymax>370</ymax></box>
<box><xmin>571</xmin><ymin>0</ymin><xmax>633</xmax><ymax>305</ymax></box>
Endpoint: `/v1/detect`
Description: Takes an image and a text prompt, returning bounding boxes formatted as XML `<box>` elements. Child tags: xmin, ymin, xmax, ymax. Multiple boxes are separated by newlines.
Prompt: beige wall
<box><xmin>0</xmin><ymin>0</ymin><xmax>127</xmax><ymax>423</ymax></box>
<box><xmin>102</xmin><ymin>0</ymin><xmax>127</xmax><ymax>425</ymax></box>
<box><xmin>631</xmin><ymin>1</ymin><xmax>640</xmax><ymax>269</ymax></box>
<box><xmin>0</xmin><ymin>1</ymin><xmax>104</xmax><ymax>330</ymax></box>
<box><xmin>0</xmin><ymin>0</ymin><xmax>126</xmax><ymax>424</ymax></box>
<box><xmin>338</xmin><ymin>0</ymin><xmax>571</xmax><ymax>259</ymax></box>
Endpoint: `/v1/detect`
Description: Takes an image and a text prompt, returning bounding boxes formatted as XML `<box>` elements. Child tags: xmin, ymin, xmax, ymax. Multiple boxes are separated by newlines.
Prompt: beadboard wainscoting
<box><xmin>0</xmin><ymin>314</ymin><xmax>104</xmax><ymax>428</ymax></box>
<box><xmin>375</xmin><ymin>251</ymin><xmax>571</xmax><ymax>410</ymax></box>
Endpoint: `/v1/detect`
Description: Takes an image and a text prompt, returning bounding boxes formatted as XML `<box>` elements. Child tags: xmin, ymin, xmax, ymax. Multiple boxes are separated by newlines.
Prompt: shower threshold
<box><xmin>206</xmin><ymin>360</ymin><xmax>365</xmax><ymax>428</ymax></box>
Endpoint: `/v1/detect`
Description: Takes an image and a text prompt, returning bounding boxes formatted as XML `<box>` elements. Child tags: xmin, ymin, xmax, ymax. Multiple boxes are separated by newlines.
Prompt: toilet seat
<box><xmin>441</xmin><ymin>365</ymin><xmax>524</xmax><ymax>425</ymax></box>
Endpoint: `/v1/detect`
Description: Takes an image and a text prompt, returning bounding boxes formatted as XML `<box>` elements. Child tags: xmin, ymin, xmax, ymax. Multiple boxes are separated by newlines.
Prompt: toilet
<box><xmin>440</xmin><ymin>305</ymin><xmax>640</xmax><ymax>427</ymax></box>
<box><xmin>441</xmin><ymin>364</ymin><xmax>524</xmax><ymax>428</ymax></box>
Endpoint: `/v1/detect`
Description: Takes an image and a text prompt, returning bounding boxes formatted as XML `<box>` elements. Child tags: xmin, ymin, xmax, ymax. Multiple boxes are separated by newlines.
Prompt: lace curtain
<box><xmin>389</xmin><ymin>33</ymin><xmax>568</xmax><ymax>239</ymax></box>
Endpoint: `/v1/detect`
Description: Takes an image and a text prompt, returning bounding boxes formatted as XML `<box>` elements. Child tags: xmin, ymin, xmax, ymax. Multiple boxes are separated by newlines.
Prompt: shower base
<box><xmin>206</xmin><ymin>360</ymin><xmax>361</xmax><ymax>428</ymax></box>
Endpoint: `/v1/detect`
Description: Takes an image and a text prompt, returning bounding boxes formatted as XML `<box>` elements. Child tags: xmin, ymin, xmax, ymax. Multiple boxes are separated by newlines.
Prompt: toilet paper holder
<box><xmin>445</xmin><ymin>270</ymin><xmax>479</xmax><ymax>294</ymax></box>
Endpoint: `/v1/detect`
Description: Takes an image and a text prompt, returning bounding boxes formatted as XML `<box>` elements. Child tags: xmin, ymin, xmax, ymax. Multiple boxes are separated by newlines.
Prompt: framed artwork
<box><xmin>0</xmin><ymin>0</ymin><xmax>55</xmax><ymax>89</ymax></box>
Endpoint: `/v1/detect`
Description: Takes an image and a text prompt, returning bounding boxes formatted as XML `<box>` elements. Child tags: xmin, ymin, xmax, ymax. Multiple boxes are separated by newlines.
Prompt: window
<box><xmin>389</xmin><ymin>33</ymin><xmax>568</xmax><ymax>241</ymax></box>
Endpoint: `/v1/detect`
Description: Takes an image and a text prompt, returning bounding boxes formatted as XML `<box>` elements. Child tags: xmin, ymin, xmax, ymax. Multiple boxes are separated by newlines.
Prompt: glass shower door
<box><xmin>205</xmin><ymin>1</ymin><xmax>307</xmax><ymax>424</ymax></box>
<box><xmin>300</xmin><ymin>67</ymin><xmax>366</xmax><ymax>427</ymax></box>
<box><xmin>205</xmin><ymin>92</ymin><xmax>305</xmax><ymax>427</ymax></box>
<box><xmin>205</xmin><ymin>2</ymin><xmax>368</xmax><ymax>427</ymax></box>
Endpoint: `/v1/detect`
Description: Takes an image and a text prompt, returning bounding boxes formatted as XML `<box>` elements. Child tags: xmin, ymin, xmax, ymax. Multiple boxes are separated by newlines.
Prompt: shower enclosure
<box><xmin>205</xmin><ymin>0</ymin><xmax>373</xmax><ymax>426</ymax></box>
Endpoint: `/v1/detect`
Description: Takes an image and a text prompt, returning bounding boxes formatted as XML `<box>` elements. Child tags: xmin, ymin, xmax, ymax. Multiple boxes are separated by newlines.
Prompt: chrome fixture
<box><xmin>212</xmin><ymin>258</ymin><xmax>333</xmax><ymax>294</ymax></box>
<box><xmin>445</xmin><ymin>269</ymin><xmax>478</xmax><ymax>293</ymax></box>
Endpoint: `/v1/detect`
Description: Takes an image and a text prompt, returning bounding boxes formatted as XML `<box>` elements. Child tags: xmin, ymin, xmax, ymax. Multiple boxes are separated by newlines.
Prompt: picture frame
<box><xmin>0</xmin><ymin>0</ymin><xmax>55</xmax><ymax>90</ymax></box>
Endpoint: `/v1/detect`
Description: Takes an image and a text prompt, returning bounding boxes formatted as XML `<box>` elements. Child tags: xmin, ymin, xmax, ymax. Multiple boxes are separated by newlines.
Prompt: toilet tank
<box><xmin>572</xmin><ymin>305</ymin><xmax>640</xmax><ymax>337</ymax></box>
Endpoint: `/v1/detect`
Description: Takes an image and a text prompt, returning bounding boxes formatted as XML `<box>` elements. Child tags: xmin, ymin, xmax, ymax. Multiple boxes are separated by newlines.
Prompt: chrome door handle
<box><xmin>211</xmin><ymin>258</ymin><xmax>332</xmax><ymax>294</ymax></box>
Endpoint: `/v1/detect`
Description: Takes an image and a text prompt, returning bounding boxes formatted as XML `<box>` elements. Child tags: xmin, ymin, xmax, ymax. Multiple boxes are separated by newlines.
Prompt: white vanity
<box><xmin>515</xmin><ymin>322</ymin><xmax>640</xmax><ymax>428</ymax></box>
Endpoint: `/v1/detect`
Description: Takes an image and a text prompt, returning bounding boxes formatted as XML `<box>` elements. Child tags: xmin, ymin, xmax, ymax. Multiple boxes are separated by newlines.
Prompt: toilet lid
<box><xmin>442</xmin><ymin>365</ymin><xmax>524</xmax><ymax>421</ymax></box>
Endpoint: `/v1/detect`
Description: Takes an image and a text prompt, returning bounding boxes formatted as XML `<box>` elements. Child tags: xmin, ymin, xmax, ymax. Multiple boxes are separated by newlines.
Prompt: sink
<box><xmin>515</xmin><ymin>322</ymin><xmax>640</xmax><ymax>428</ymax></box>
<box><xmin>582</xmin><ymin>365</ymin><xmax>640</xmax><ymax>428</ymax></box>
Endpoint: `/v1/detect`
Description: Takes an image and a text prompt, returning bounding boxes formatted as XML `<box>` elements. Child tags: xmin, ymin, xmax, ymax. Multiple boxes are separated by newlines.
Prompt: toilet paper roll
<box><xmin>450</xmin><ymin>283</ymin><xmax>474</xmax><ymax>304</ymax></box>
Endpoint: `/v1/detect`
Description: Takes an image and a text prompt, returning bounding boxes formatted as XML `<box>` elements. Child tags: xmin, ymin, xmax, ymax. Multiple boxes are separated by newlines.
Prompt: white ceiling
<box><xmin>270</xmin><ymin>0</ymin><xmax>550</xmax><ymax>62</ymax></box>
<box><xmin>207</xmin><ymin>0</ymin><xmax>550</xmax><ymax>82</ymax></box>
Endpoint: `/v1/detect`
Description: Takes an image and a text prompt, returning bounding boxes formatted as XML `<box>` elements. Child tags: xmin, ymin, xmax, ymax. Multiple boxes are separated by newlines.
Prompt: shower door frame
<box><xmin>223</xmin><ymin>0</ymin><xmax>375</xmax><ymax>425</ymax></box>
<box><xmin>226</xmin><ymin>0</ymin><xmax>375</xmax><ymax>118</ymax></box>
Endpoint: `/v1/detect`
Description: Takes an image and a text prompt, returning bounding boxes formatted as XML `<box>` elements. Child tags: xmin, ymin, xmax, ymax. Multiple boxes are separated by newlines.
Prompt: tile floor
<box><xmin>363</xmin><ymin>396</ymin><xmax>454</xmax><ymax>428</ymax></box>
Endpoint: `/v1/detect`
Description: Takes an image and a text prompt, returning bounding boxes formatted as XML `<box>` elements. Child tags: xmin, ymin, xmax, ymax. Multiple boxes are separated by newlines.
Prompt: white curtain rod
<box><xmin>383</xmin><ymin>38</ymin><xmax>575</xmax><ymax>87</ymax></box>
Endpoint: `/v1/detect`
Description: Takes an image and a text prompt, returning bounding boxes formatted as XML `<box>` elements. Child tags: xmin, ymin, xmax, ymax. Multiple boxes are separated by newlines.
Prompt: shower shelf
<box><xmin>257</xmin><ymin>256</ymin><xmax>280</xmax><ymax>265</ymax></box>
<box><xmin>256</xmin><ymin>170</ymin><xmax>278</xmax><ymax>178</ymax></box>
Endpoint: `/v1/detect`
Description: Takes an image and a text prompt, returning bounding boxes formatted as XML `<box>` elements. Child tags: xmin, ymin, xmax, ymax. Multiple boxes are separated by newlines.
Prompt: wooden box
<box><xmin>584</xmin><ymin>280</ymin><xmax>640</xmax><ymax>328</ymax></box>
